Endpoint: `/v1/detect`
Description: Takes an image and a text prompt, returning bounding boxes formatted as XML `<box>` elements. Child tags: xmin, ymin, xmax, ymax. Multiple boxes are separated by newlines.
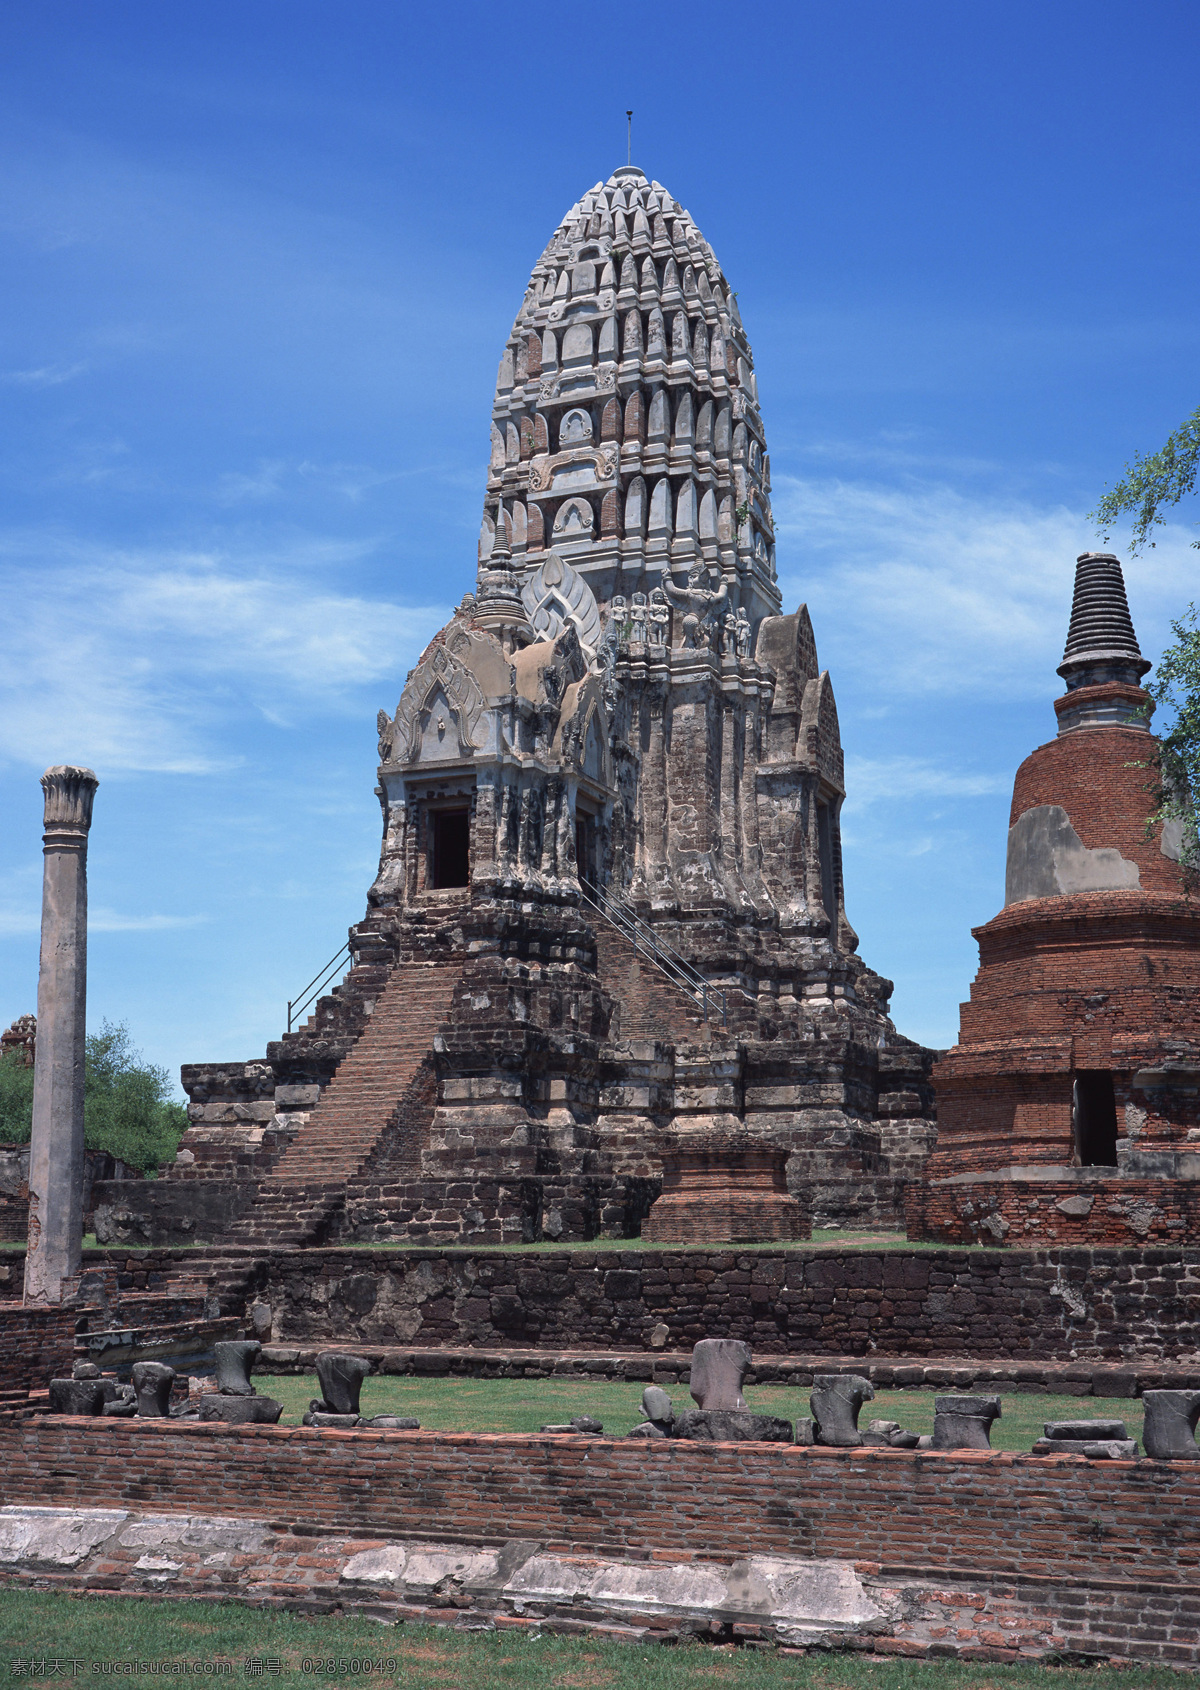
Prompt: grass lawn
<box><xmin>254</xmin><ymin>1374</ymin><xmax>1144</xmax><ymax>1450</ymax></box>
<box><xmin>0</xmin><ymin>1590</ymin><xmax>1180</xmax><ymax>1690</ymax></box>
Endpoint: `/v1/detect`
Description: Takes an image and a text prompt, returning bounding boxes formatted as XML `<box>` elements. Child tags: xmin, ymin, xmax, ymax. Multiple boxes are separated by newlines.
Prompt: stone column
<box><xmin>24</xmin><ymin>766</ymin><xmax>98</xmax><ymax>1307</ymax></box>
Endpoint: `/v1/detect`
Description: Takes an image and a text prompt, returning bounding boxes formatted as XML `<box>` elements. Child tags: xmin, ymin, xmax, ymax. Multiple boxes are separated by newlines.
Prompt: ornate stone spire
<box><xmin>479</xmin><ymin>166</ymin><xmax>782</xmax><ymax>632</ymax></box>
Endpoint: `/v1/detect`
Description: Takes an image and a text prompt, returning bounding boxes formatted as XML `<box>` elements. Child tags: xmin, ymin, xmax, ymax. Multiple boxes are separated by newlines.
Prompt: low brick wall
<box><xmin>6</xmin><ymin>1418</ymin><xmax>1200</xmax><ymax>1665</ymax></box>
<box><xmin>0</xmin><ymin>1304</ymin><xmax>75</xmax><ymax>1397</ymax></box>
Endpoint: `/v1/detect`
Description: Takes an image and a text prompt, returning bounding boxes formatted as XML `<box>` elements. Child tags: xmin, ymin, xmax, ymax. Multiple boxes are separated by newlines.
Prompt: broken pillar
<box><xmin>24</xmin><ymin>767</ymin><xmax>98</xmax><ymax>1308</ymax></box>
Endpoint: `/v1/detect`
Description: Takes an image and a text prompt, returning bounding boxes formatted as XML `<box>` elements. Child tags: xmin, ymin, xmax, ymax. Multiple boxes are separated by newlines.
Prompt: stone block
<box><xmin>49</xmin><ymin>1379</ymin><xmax>106</xmax><ymax>1416</ymax></box>
<box><xmin>932</xmin><ymin>1394</ymin><xmax>1001</xmax><ymax>1451</ymax></box>
<box><xmin>671</xmin><ymin>1409</ymin><xmax>793</xmax><ymax>1443</ymax></box>
<box><xmin>198</xmin><ymin>1395</ymin><xmax>283</xmax><ymax>1425</ymax></box>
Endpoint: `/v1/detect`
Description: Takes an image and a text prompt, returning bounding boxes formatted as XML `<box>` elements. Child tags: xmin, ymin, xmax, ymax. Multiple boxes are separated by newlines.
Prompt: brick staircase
<box><xmin>221</xmin><ymin>960</ymin><xmax>462</xmax><ymax>1246</ymax></box>
<box><xmin>593</xmin><ymin>925</ymin><xmax>710</xmax><ymax>1041</ymax></box>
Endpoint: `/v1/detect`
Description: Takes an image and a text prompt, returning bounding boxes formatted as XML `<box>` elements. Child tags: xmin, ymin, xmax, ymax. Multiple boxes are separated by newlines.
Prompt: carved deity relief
<box><xmin>662</xmin><ymin>565</ymin><xmax>728</xmax><ymax>649</ymax></box>
<box><xmin>647</xmin><ymin>588</ymin><xmax>669</xmax><ymax>647</ymax></box>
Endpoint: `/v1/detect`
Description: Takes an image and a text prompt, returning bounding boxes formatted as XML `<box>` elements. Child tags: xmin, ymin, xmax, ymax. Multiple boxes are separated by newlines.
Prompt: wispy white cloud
<box><xmin>775</xmin><ymin>476</ymin><xmax>1199</xmax><ymax>698</ymax></box>
<box><xmin>844</xmin><ymin>754</ymin><xmax>1010</xmax><ymax>809</ymax></box>
<box><xmin>0</xmin><ymin>903</ymin><xmax>208</xmax><ymax>937</ymax></box>
<box><xmin>88</xmin><ymin>908</ymin><xmax>209</xmax><ymax>933</ymax></box>
<box><xmin>3</xmin><ymin>361</ymin><xmax>89</xmax><ymax>387</ymax></box>
<box><xmin>0</xmin><ymin>531</ymin><xmax>450</xmax><ymax>775</ymax></box>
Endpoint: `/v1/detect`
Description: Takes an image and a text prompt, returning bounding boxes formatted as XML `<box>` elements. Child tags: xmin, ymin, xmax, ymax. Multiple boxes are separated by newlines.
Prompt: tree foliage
<box><xmin>0</xmin><ymin>1020</ymin><xmax>187</xmax><ymax>1174</ymax></box>
<box><xmin>1145</xmin><ymin>604</ymin><xmax>1200</xmax><ymax>871</ymax></box>
<box><xmin>1090</xmin><ymin>405</ymin><xmax>1200</xmax><ymax>554</ymax></box>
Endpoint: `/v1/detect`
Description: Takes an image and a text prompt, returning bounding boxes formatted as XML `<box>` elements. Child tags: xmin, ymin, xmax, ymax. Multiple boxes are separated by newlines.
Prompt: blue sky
<box><xmin>2</xmin><ymin>1</ymin><xmax>1198</xmax><ymax>1085</ymax></box>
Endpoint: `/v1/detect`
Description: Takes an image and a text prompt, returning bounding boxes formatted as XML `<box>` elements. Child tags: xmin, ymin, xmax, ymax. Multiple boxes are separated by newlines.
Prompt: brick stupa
<box><xmin>908</xmin><ymin>553</ymin><xmax>1200</xmax><ymax>1245</ymax></box>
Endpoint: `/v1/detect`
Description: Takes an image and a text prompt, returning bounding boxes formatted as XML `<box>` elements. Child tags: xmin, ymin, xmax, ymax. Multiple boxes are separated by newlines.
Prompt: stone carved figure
<box><xmin>810</xmin><ymin>1374</ymin><xmax>875</xmax><ymax>1447</ymax></box>
<box><xmin>132</xmin><ymin>1361</ymin><xmax>175</xmax><ymax>1419</ymax></box>
<box><xmin>376</xmin><ymin>709</ymin><xmax>396</xmax><ymax>762</ymax></box>
<box><xmin>213</xmin><ymin>1340</ymin><xmax>260</xmax><ymax>1396</ymax></box>
<box><xmin>662</xmin><ymin>564</ymin><xmax>728</xmax><ymax>649</ymax></box>
<box><xmin>647</xmin><ymin>587</ymin><xmax>670</xmax><ymax>648</ymax></box>
<box><xmin>629</xmin><ymin>592</ymin><xmax>648</xmax><ymax>645</ymax></box>
<box><xmin>722</xmin><ymin>607</ymin><xmax>739</xmax><ymax>656</ymax></box>
<box><xmin>734</xmin><ymin>606</ymin><xmax>752</xmax><ymax>658</ymax></box>
<box><xmin>314</xmin><ymin>1351</ymin><xmax>371</xmax><ymax>1417</ymax></box>
<box><xmin>197</xmin><ymin>1339</ymin><xmax>283</xmax><ymax>1425</ymax></box>
<box><xmin>1142</xmin><ymin>1390</ymin><xmax>1200</xmax><ymax>1459</ymax></box>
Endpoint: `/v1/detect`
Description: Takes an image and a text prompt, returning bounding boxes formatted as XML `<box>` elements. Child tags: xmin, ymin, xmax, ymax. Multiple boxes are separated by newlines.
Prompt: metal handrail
<box><xmin>287</xmin><ymin>941</ymin><xmax>352</xmax><ymax>1033</ymax></box>
<box><xmin>579</xmin><ymin>878</ymin><xmax>727</xmax><ymax>1028</ymax></box>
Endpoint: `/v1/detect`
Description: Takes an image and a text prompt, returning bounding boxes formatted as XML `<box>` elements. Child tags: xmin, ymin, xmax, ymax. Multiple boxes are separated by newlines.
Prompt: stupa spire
<box><xmin>1054</xmin><ymin>552</ymin><xmax>1152</xmax><ymax>735</ymax></box>
<box><xmin>1057</xmin><ymin>552</ymin><xmax>1150</xmax><ymax>686</ymax></box>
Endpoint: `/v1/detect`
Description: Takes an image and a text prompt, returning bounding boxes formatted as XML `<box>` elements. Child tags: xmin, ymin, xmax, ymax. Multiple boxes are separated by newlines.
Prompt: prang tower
<box><xmin>105</xmin><ymin>168</ymin><xmax>936</xmax><ymax>1251</ymax></box>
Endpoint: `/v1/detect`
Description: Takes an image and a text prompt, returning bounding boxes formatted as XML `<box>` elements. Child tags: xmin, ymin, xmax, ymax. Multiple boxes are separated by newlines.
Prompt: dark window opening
<box><xmin>1073</xmin><ymin>1070</ymin><xmax>1118</xmax><ymax>1167</ymax></box>
<box><xmin>576</xmin><ymin>812</ymin><xmax>596</xmax><ymax>888</ymax></box>
<box><xmin>431</xmin><ymin>809</ymin><xmax>470</xmax><ymax>889</ymax></box>
<box><xmin>816</xmin><ymin>801</ymin><xmax>836</xmax><ymax>919</ymax></box>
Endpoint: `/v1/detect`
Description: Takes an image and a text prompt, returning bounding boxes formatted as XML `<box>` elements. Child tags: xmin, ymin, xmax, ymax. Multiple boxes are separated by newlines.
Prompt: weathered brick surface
<box><xmin>0</xmin><ymin>1304</ymin><xmax>74</xmax><ymax>1398</ymax></box>
<box><xmin>7</xmin><ymin>1416</ymin><xmax>1200</xmax><ymax>1600</ymax></box>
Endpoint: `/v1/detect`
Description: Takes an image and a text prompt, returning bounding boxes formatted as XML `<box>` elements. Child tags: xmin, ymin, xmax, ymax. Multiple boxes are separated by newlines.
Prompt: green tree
<box><xmin>1144</xmin><ymin>606</ymin><xmax>1200</xmax><ymax>870</ymax></box>
<box><xmin>0</xmin><ymin>1020</ymin><xmax>187</xmax><ymax>1174</ymax></box>
<box><xmin>1091</xmin><ymin>406</ymin><xmax>1200</xmax><ymax>871</ymax></box>
<box><xmin>1091</xmin><ymin>405</ymin><xmax>1200</xmax><ymax>554</ymax></box>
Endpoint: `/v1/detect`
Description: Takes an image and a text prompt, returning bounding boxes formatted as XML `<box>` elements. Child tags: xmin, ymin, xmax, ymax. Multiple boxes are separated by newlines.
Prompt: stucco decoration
<box><xmin>392</xmin><ymin>643</ymin><xmax>487</xmax><ymax>764</ymax></box>
<box><xmin>521</xmin><ymin>552</ymin><xmax>603</xmax><ymax>653</ymax></box>
<box><xmin>1005</xmin><ymin>804</ymin><xmax>1141</xmax><ymax>903</ymax></box>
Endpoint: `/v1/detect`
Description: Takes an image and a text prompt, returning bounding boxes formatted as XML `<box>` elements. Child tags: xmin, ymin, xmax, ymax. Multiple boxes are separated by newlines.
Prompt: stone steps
<box><xmin>220</xmin><ymin>960</ymin><xmax>460</xmax><ymax>1246</ymax></box>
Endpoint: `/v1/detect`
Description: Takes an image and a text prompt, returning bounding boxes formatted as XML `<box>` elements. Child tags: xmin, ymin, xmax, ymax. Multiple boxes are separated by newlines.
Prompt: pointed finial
<box><xmin>491</xmin><ymin>500</ymin><xmax>511</xmax><ymax>563</ymax></box>
<box><xmin>626</xmin><ymin>110</ymin><xmax>632</xmax><ymax>167</ymax></box>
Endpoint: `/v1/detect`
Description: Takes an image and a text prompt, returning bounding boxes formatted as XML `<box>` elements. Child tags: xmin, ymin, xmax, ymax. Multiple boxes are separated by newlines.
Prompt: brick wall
<box><xmin>8</xmin><ymin>1417</ymin><xmax>1200</xmax><ymax>1594</ymax></box>
<box><xmin>0</xmin><ymin>1304</ymin><xmax>75</xmax><ymax>1397</ymax></box>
